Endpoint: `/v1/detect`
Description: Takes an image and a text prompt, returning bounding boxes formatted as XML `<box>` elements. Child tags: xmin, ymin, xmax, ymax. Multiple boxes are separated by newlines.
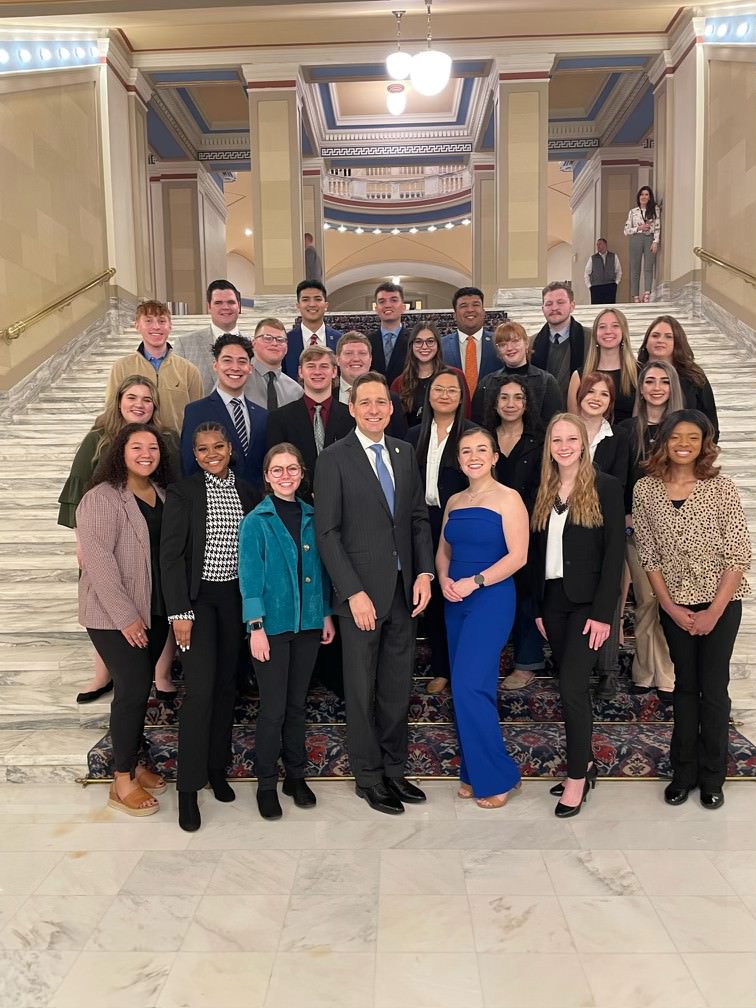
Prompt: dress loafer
<box><xmin>384</xmin><ymin>776</ymin><xmax>427</xmax><ymax>804</ymax></box>
<box><xmin>700</xmin><ymin>790</ymin><xmax>725</xmax><ymax>810</ymax></box>
<box><xmin>257</xmin><ymin>789</ymin><xmax>282</xmax><ymax>820</ymax></box>
<box><xmin>282</xmin><ymin>777</ymin><xmax>317</xmax><ymax>808</ymax></box>
<box><xmin>664</xmin><ymin>782</ymin><xmax>692</xmax><ymax>806</ymax></box>
<box><xmin>76</xmin><ymin>680</ymin><xmax>113</xmax><ymax>704</ymax></box>
<box><xmin>355</xmin><ymin>782</ymin><xmax>404</xmax><ymax>815</ymax></box>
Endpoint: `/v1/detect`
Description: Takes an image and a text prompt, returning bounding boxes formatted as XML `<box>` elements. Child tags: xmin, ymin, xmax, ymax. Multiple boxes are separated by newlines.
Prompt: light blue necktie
<box><xmin>383</xmin><ymin>330</ymin><xmax>397</xmax><ymax>360</ymax></box>
<box><xmin>369</xmin><ymin>444</ymin><xmax>395</xmax><ymax>515</ymax></box>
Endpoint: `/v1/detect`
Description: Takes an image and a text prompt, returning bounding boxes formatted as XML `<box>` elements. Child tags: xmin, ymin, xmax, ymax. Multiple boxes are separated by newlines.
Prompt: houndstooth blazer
<box><xmin>76</xmin><ymin>482</ymin><xmax>166</xmax><ymax>630</ymax></box>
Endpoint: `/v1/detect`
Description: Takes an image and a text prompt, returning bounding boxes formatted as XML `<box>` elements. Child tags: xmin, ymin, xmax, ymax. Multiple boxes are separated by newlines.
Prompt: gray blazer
<box><xmin>77</xmin><ymin>482</ymin><xmax>165</xmax><ymax>630</ymax></box>
<box><xmin>172</xmin><ymin>327</ymin><xmax>216</xmax><ymax>395</ymax></box>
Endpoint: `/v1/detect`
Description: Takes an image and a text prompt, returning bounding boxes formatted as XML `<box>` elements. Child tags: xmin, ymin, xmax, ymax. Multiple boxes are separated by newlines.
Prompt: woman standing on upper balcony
<box><xmin>623</xmin><ymin>185</ymin><xmax>661</xmax><ymax>303</ymax></box>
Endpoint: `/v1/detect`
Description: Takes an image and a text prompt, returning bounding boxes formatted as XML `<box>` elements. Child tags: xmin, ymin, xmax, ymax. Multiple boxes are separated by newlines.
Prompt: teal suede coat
<box><xmin>238</xmin><ymin>495</ymin><xmax>331</xmax><ymax>634</ymax></box>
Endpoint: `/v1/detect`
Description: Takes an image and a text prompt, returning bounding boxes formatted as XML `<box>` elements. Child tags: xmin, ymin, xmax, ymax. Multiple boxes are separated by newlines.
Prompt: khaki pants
<box><xmin>626</xmin><ymin>537</ymin><xmax>674</xmax><ymax>691</ymax></box>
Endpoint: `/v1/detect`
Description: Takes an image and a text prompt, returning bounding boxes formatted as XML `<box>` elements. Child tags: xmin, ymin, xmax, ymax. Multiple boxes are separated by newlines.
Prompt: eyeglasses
<box><xmin>256</xmin><ymin>334</ymin><xmax>287</xmax><ymax>345</ymax></box>
<box><xmin>413</xmin><ymin>338</ymin><xmax>437</xmax><ymax>348</ymax></box>
<box><xmin>431</xmin><ymin>385</ymin><xmax>461</xmax><ymax>397</ymax></box>
<box><xmin>267</xmin><ymin>465</ymin><xmax>302</xmax><ymax>478</ymax></box>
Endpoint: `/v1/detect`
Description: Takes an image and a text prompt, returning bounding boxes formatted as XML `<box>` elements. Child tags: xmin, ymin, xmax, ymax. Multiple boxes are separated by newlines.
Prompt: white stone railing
<box><xmin>323</xmin><ymin>166</ymin><xmax>471</xmax><ymax>202</ymax></box>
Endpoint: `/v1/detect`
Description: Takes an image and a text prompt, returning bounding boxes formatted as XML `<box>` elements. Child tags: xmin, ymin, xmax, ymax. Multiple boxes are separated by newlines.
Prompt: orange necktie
<box><xmin>464</xmin><ymin>336</ymin><xmax>478</xmax><ymax>395</ymax></box>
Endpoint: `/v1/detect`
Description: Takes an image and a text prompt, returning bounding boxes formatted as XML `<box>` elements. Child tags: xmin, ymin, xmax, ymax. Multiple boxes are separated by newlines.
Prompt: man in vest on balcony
<box><xmin>584</xmin><ymin>238</ymin><xmax>622</xmax><ymax>305</ymax></box>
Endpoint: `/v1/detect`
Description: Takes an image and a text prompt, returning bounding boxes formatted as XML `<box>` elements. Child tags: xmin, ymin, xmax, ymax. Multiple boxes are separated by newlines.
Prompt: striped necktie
<box><xmin>313</xmin><ymin>404</ymin><xmax>325</xmax><ymax>454</ymax></box>
<box><xmin>230</xmin><ymin>398</ymin><xmax>249</xmax><ymax>455</ymax></box>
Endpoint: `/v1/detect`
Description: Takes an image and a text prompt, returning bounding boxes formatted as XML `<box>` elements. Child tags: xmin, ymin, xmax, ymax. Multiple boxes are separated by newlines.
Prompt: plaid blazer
<box><xmin>76</xmin><ymin>482</ymin><xmax>166</xmax><ymax>630</ymax></box>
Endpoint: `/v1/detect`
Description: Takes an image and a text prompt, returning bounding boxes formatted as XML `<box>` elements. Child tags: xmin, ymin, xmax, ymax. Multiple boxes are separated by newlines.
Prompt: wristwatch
<box><xmin>473</xmin><ymin>573</ymin><xmax>486</xmax><ymax>587</ymax></box>
<box><xmin>248</xmin><ymin>619</ymin><xmax>264</xmax><ymax>632</ymax></box>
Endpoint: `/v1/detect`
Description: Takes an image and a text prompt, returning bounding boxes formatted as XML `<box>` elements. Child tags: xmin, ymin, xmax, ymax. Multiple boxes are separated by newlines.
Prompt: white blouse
<box><xmin>545</xmin><ymin>507</ymin><xmax>569</xmax><ymax>580</ymax></box>
<box><xmin>425</xmin><ymin>423</ymin><xmax>447</xmax><ymax>507</ymax></box>
<box><xmin>623</xmin><ymin>206</ymin><xmax>661</xmax><ymax>243</ymax></box>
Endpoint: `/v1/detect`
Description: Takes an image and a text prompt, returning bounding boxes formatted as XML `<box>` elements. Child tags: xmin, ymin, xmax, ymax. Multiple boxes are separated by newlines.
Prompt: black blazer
<box><xmin>367</xmin><ymin>324</ymin><xmax>410</xmax><ymax>387</ymax></box>
<box><xmin>494</xmin><ymin>432</ymin><xmax>543</xmax><ymax>513</ymax></box>
<box><xmin>314</xmin><ymin>431</ymin><xmax>434</xmax><ymax>619</ymax></box>
<box><xmin>592</xmin><ymin>425</ymin><xmax>629</xmax><ymax>494</ymax></box>
<box><xmin>472</xmin><ymin>364</ymin><xmax>563</xmax><ymax>425</ymax></box>
<box><xmin>160</xmin><ymin>471</ymin><xmax>260</xmax><ymax>614</ymax></box>
<box><xmin>265</xmin><ymin>396</ymin><xmax>354</xmax><ymax>496</ymax></box>
<box><xmin>531</xmin><ymin>470</ymin><xmax>625</xmax><ymax>624</ymax></box>
<box><xmin>407</xmin><ymin>421</ymin><xmax>475</xmax><ymax>542</ymax></box>
<box><xmin>531</xmin><ymin>317</ymin><xmax>586</xmax><ymax>378</ymax></box>
<box><xmin>681</xmin><ymin>375</ymin><xmax>719</xmax><ymax>442</ymax></box>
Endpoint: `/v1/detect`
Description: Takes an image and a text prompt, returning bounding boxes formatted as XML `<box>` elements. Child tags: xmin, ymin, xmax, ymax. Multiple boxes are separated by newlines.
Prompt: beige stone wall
<box><xmin>164</xmin><ymin>183</ymin><xmax>202</xmax><ymax>310</ymax></box>
<box><xmin>570</xmin><ymin>170</ymin><xmax>599</xmax><ymax>305</ymax></box>
<box><xmin>0</xmin><ymin>76</ymin><xmax>108</xmax><ymax>388</ymax></box>
<box><xmin>702</xmin><ymin>52</ymin><xmax>756</xmax><ymax>329</ymax></box>
<box><xmin>602</xmin><ymin>169</ymin><xmax>635</xmax><ymax>305</ymax></box>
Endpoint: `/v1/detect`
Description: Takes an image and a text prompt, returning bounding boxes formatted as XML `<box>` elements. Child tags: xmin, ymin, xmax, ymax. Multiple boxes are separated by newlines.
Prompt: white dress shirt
<box><xmin>424</xmin><ymin>423</ymin><xmax>447</xmax><ymax>507</ymax></box>
<box><xmin>354</xmin><ymin>428</ymin><xmax>395</xmax><ymax>489</ymax></box>
<box><xmin>338</xmin><ymin>379</ymin><xmax>352</xmax><ymax>405</ymax></box>
<box><xmin>216</xmin><ymin>386</ymin><xmax>251</xmax><ymax>441</ymax></box>
<box><xmin>584</xmin><ymin>253</ymin><xmax>623</xmax><ymax>290</ymax></box>
<box><xmin>211</xmin><ymin>322</ymin><xmax>241</xmax><ymax>341</ymax></box>
<box><xmin>300</xmin><ymin>322</ymin><xmax>326</xmax><ymax>348</ymax></box>
<box><xmin>545</xmin><ymin>508</ymin><xmax>569</xmax><ymax>580</ymax></box>
<box><xmin>457</xmin><ymin>329</ymin><xmax>482</xmax><ymax>368</ymax></box>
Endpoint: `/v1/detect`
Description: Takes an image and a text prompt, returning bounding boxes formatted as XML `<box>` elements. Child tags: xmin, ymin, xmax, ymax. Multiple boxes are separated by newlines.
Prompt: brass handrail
<box><xmin>693</xmin><ymin>247</ymin><xmax>756</xmax><ymax>287</ymax></box>
<box><xmin>1</xmin><ymin>266</ymin><xmax>116</xmax><ymax>342</ymax></box>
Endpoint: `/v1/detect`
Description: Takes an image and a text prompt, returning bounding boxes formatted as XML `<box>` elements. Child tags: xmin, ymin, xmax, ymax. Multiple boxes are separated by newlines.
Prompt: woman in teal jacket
<box><xmin>238</xmin><ymin>441</ymin><xmax>334</xmax><ymax>820</ymax></box>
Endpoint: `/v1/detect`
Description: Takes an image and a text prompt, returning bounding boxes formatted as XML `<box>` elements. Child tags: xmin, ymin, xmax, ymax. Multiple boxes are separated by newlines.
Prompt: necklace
<box><xmin>553</xmin><ymin>493</ymin><xmax>569</xmax><ymax>515</ymax></box>
<box><xmin>467</xmin><ymin>483</ymin><xmax>496</xmax><ymax>502</ymax></box>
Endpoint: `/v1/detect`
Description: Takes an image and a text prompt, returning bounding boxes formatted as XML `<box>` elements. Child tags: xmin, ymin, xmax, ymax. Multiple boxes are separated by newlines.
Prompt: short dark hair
<box><xmin>212</xmin><ymin>333</ymin><xmax>253</xmax><ymax>359</ymax></box>
<box><xmin>452</xmin><ymin>286</ymin><xmax>485</xmax><ymax>309</ymax></box>
<box><xmin>206</xmin><ymin>279</ymin><xmax>241</xmax><ymax>306</ymax></box>
<box><xmin>296</xmin><ymin>279</ymin><xmax>327</xmax><ymax>300</ymax></box>
<box><xmin>192</xmin><ymin>421</ymin><xmax>231</xmax><ymax>449</ymax></box>
<box><xmin>88</xmin><ymin>423</ymin><xmax>172</xmax><ymax>491</ymax></box>
<box><xmin>597</xmin><ymin>237</ymin><xmax>608</xmax><ymax>244</ymax></box>
<box><xmin>349</xmin><ymin>370</ymin><xmax>388</xmax><ymax>404</ymax></box>
<box><xmin>374</xmin><ymin>281</ymin><xmax>404</xmax><ymax>301</ymax></box>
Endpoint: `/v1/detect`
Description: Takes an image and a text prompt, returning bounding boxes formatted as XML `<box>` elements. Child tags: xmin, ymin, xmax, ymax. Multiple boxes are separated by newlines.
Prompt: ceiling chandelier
<box><xmin>385</xmin><ymin>3</ymin><xmax>452</xmax><ymax>99</ymax></box>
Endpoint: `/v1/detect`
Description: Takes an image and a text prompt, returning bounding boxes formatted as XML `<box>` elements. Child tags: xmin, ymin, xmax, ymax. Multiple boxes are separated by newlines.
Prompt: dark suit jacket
<box><xmin>407</xmin><ymin>421</ymin><xmax>475</xmax><ymax>545</ymax></box>
<box><xmin>314</xmin><ymin>431</ymin><xmax>434</xmax><ymax>619</ymax></box>
<box><xmin>531</xmin><ymin>470</ymin><xmax>625</xmax><ymax>624</ymax></box>
<box><xmin>282</xmin><ymin>324</ymin><xmax>342</xmax><ymax>378</ymax></box>
<box><xmin>440</xmin><ymin>329</ymin><xmax>499</xmax><ymax>381</ymax></box>
<box><xmin>367</xmin><ymin>324</ymin><xmax>410</xmax><ymax>387</ymax></box>
<box><xmin>160</xmin><ymin>471</ymin><xmax>260</xmax><ymax>613</ymax></box>
<box><xmin>592</xmin><ymin>426</ymin><xmax>629</xmax><ymax>494</ymax></box>
<box><xmin>530</xmin><ymin>317</ymin><xmax>586</xmax><ymax>378</ymax></box>
<box><xmin>180</xmin><ymin>391</ymin><xmax>268</xmax><ymax>489</ymax></box>
<box><xmin>266</xmin><ymin>396</ymin><xmax>354</xmax><ymax>497</ymax></box>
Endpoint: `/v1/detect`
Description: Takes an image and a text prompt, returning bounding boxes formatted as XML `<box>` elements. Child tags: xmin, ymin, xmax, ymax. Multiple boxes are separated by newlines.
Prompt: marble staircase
<box><xmin>0</xmin><ymin>303</ymin><xmax>754</xmax><ymax>782</ymax></box>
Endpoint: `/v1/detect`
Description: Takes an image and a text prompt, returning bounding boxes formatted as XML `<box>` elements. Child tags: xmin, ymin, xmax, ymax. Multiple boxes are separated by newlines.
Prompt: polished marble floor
<box><xmin>0</xmin><ymin>779</ymin><xmax>755</xmax><ymax>1008</ymax></box>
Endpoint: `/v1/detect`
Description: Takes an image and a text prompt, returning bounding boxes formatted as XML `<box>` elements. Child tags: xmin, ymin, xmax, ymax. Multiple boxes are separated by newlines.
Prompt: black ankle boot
<box><xmin>208</xmin><ymin>773</ymin><xmax>235</xmax><ymax>803</ymax></box>
<box><xmin>257</xmin><ymin>788</ymin><xmax>282</xmax><ymax>820</ymax></box>
<box><xmin>178</xmin><ymin>790</ymin><xmax>201</xmax><ymax>832</ymax></box>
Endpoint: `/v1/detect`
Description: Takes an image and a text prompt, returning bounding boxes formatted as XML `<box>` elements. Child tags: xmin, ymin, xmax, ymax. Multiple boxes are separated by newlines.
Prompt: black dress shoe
<box><xmin>208</xmin><ymin>773</ymin><xmax>235</xmax><ymax>803</ymax></box>
<box><xmin>554</xmin><ymin>778</ymin><xmax>591</xmax><ymax>818</ymax></box>
<box><xmin>384</xmin><ymin>776</ymin><xmax>427</xmax><ymax>804</ymax></box>
<box><xmin>656</xmin><ymin>690</ymin><xmax>674</xmax><ymax>705</ymax></box>
<box><xmin>282</xmin><ymin>777</ymin><xmax>316</xmax><ymax>808</ymax></box>
<box><xmin>257</xmin><ymin>788</ymin><xmax>282</xmax><ymax>820</ymax></box>
<box><xmin>76</xmin><ymin>680</ymin><xmax>113</xmax><ymax>704</ymax></box>
<box><xmin>154</xmin><ymin>688</ymin><xmax>178</xmax><ymax>703</ymax></box>
<box><xmin>550</xmin><ymin>763</ymin><xmax>598</xmax><ymax>797</ymax></box>
<box><xmin>700</xmin><ymin>790</ymin><xmax>725</xmax><ymax>810</ymax></box>
<box><xmin>630</xmin><ymin>684</ymin><xmax>654</xmax><ymax>695</ymax></box>
<box><xmin>178</xmin><ymin>791</ymin><xmax>201</xmax><ymax>832</ymax></box>
<box><xmin>664</xmin><ymin>782</ymin><xmax>692</xmax><ymax>806</ymax></box>
<box><xmin>355</xmin><ymin>782</ymin><xmax>404</xmax><ymax>815</ymax></box>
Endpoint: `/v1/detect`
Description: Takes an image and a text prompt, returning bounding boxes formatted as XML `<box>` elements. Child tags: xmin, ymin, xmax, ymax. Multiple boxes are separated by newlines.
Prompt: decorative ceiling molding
<box><xmin>600</xmin><ymin>72</ymin><xmax>652</xmax><ymax>145</ymax></box>
<box><xmin>149</xmin><ymin>89</ymin><xmax>197</xmax><ymax>158</ymax></box>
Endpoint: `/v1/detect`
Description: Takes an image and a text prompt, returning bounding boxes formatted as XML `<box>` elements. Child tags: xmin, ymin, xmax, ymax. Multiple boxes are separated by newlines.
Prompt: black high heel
<box><xmin>550</xmin><ymin>762</ymin><xmax>598</xmax><ymax>797</ymax></box>
<box><xmin>554</xmin><ymin>777</ymin><xmax>591</xmax><ymax>818</ymax></box>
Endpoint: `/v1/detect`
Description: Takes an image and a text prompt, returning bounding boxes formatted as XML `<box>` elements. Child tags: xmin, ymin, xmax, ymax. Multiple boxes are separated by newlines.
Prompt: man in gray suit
<box><xmin>315</xmin><ymin>372</ymin><xmax>434</xmax><ymax>814</ymax></box>
<box><xmin>173</xmin><ymin>280</ymin><xmax>244</xmax><ymax>394</ymax></box>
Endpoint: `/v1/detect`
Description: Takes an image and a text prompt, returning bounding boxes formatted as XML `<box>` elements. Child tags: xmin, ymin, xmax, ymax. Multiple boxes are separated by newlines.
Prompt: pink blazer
<box><xmin>76</xmin><ymin>482</ymin><xmax>165</xmax><ymax>630</ymax></box>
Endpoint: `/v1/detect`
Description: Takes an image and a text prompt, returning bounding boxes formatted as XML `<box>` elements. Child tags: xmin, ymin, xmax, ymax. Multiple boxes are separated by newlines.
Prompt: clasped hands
<box><xmin>441</xmin><ymin>576</ymin><xmax>479</xmax><ymax>603</ymax></box>
<box><xmin>667</xmin><ymin>602</ymin><xmax>718</xmax><ymax>636</ymax></box>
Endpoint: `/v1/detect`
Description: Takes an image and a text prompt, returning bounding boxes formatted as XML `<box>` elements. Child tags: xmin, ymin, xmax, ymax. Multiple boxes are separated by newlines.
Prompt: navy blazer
<box><xmin>367</xmin><ymin>324</ymin><xmax>410</xmax><ymax>387</ymax></box>
<box><xmin>282</xmin><ymin>324</ymin><xmax>341</xmax><ymax>378</ymax></box>
<box><xmin>180</xmin><ymin>391</ymin><xmax>268</xmax><ymax>489</ymax></box>
<box><xmin>441</xmin><ymin>330</ymin><xmax>499</xmax><ymax>381</ymax></box>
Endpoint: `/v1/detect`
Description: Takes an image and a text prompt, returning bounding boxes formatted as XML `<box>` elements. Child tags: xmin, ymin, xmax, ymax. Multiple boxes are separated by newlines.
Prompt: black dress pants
<box><xmin>542</xmin><ymin>579</ymin><xmax>595</xmax><ymax>778</ymax></box>
<box><xmin>590</xmin><ymin>282</ymin><xmax>617</xmax><ymax>304</ymax></box>
<box><xmin>339</xmin><ymin>573</ymin><xmax>416</xmax><ymax>788</ymax></box>
<box><xmin>177</xmin><ymin>579</ymin><xmax>243</xmax><ymax>791</ymax></box>
<box><xmin>422</xmin><ymin>504</ymin><xmax>451</xmax><ymax>682</ymax></box>
<box><xmin>252</xmin><ymin>629</ymin><xmax>321</xmax><ymax>789</ymax></box>
<box><xmin>660</xmin><ymin>600</ymin><xmax>741</xmax><ymax>791</ymax></box>
<box><xmin>88</xmin><ymin>618</ymin><xmax>169</xmax><ymax>775</ymax></box>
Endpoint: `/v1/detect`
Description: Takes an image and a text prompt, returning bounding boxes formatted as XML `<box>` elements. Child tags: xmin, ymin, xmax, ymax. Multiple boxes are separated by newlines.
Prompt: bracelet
<box><xmin>168</xmin><ymin>611</ymin><xmax>195</xmax><ymax>622</ymax></box>
<box><xmin>248</xmin><ymin>619</ymin><xmax>264</xmax><ymax>632</ymax></box>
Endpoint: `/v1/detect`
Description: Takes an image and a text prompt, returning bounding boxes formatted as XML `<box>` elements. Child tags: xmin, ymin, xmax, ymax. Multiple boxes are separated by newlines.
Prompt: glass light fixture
<box><xmin>373</xmin><ymin>228</ymin><xmax>382</xmax><ymax>235</ymax></box>
<box><xmin>391</xmin><ymin>228</ymin><xmax>400</xmax><ymax>235</ymax></box>
<box><xmin>386</xmin><ymin>83</ymin><xmax>406</xmax><ymax>116</ymax></box>
<box><xmin>18</xmin><ymin>48</ymin><xmax>32</xmax><ymax>63</ymax></box>
<box><xmin>461</xmin><ymin>218</ymin><xmax>471</xmax><ymax>226</ymax></box>
<box><xmin>244</xmin><ymin>228</ymin><xmax>253</xmax><ymax>237</ymax></box>
<box><xmin>410</xmin><ymin>1</ymin><xmax>452</xmax><ymax>96</ymax></box>
<box><xmin>386</xmin><ymin>10</ymin><xmax>412</xmax><ymax>81</ymax></box>
<box><xmin>355</xmin><ymin>227</ymin><xmax>364</xmax><ymax>234</ymax></box>
<box><xmin>39</xmin><ymin>47</ymin><xmax>51</xmax><ymax>61</ymax></box>
<box><xmin>0</xmin><ymin>50</ymin><xmax>9</xmax><ymax>65</ymax></box>
<box><xmin>337</xmin><ymin>224</ymin><xmax>347</xmax><ymax>233</ymax></box>
<box><xmin>323</xmin><ymin>222</ymin><xmax>331</xmax><ymax>230</ymax></box>
<box><xmin>59</xmin><ymin>46</ymin><xmax>70</xmax><ymax>59</ymax></box>
<box><xmin>409</xmin><ymin>227</ymin><xmax>418</xmax><ymax>234</ymax></box>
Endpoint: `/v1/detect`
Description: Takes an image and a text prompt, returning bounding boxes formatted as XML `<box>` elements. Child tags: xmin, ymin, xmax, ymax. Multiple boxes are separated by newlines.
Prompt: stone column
<box><xmin>302</xmin><ymin>157</ymin><xmax>325</xmax><ymax>280</ymax></box>
<box><xmin>471</xmin><ymin>156</ymin><xmax>497</xmax><ymax>303</ymax></box>
<box><xmin>243</xmin><ymin>65</ymin><xmax>305</xmax><ymax>301</ymax></box>
<box><xmin>494</xmin><ymin>55</ymin><xmax>554</xmax><ymax>301</ymax></box>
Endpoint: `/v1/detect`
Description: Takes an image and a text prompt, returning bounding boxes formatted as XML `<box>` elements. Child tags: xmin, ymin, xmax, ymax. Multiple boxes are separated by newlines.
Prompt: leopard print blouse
<box><xmin>632</xmin><ymin>474</ymin><xmax>751</xmax><ymax>605</ymax></box>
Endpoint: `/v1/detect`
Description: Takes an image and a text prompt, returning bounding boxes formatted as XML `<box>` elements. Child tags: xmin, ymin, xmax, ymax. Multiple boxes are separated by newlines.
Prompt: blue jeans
<box><xmin>510</xmin><ymin>592</ymin><xmax>545</xmax><ymax>671</ymax></box>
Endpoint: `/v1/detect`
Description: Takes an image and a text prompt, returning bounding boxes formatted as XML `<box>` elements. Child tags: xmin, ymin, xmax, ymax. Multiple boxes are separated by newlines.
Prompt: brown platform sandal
<box><xmin>475</xmin><ymin>783</ymin><xmax>522</xmax><ymax>809</ymax></box>
<box><xmin>108</xmin><ymin>782</ymin><xmax>159</xmax><ymax>817</ymax></box>
<box><xmin>135</xmin><ymin>766</ymin><xmax>167</xmax><ymax>795</ymax></box>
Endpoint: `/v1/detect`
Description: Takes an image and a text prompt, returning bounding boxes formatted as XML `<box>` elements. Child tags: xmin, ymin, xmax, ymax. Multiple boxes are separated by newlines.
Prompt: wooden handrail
<box><xmin>1</xmin><ymin>267</ymin><xmax>116</xmax><ymax>342</ymax></box>
<box><xmin>693</xmin><ymin>247</ymin><xmax>756</xmax><ymax>287</ymax></box>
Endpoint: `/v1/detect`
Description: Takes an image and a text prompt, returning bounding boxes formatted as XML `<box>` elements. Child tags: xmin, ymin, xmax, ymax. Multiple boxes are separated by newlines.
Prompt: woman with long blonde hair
<box><xmin>567</xmin><ymin>308</ymin><xmax>638</xmax><ymax>424</ymax></box>
<box><xmin>531</xmin><ymin>414</ymin><xmax>625</xmax><ymax>817</ymax></box>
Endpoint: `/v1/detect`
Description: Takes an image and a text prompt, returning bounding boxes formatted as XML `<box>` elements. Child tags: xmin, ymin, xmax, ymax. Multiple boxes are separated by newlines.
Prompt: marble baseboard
<box><xmin>494</xmin><ymin>287</ymin><xmax>544</xmax><ymax>308</ymax></box>
<box><xmin>697</xmin><ymin>292</ymin><xmax>755</xmax><ymax>357</ymax></box>
<box><xmin>5</xmin><ymin>764</ymin><xmax>88</xmax><ymax>784</ymax></box>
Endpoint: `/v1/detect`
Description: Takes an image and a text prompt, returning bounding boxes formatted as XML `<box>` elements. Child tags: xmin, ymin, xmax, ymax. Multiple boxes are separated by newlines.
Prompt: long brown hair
<box><xmin>583</xmin><ymin>308</ymin><xmax>637</xmax><ymax>399</ymax></box>
<box><xmin>643</xmin><ymin>409</ymin><xmax>720</xmax><ymax>480</ymax></box>
<box><xmin>637</xmin><ymin>315</ymin><xmax>706</xmax><ymax>388</ymax></box>
<box><xmin>397</xmin><ymin>322</ymin><xmax>445</xmax><ymax>414</ymax></box>
<box><xmin>632</xmin><ymin>360</ymin><xmax>684</xmax><ymax>464</ymax></box>
<box><xmin>92</xmin><ymin>374</ymin><xmax>166</xmax><ymax>463</ymax></box>
<box><xmin>531</xmin><ymin>414</ymin><xmax>603</xmax><ymax>530</ymax></box>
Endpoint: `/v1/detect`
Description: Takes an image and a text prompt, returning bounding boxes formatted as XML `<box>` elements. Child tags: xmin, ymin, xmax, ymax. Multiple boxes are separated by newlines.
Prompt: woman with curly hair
<box><xmin>623</xmin><ymin>185</ymin><xmax>660</xmax><ymax>302</ymax></box>
<box><xmin>531</xmin><ymin>415</ymin><xmax>625</xmax><ymax>816</ymax></box>
<box><xmin>58</xmin><ymin>374</ymin><xmax>180</xmax><ymax>703</ymax></box>
<box><xmin>637</xmin><ymin>315</ymin><xmax>719</xmax><ymax>440</ymax></box>
<box><xmin>567</xmin><ymin>309</ymin><xmax>638</xmax><ymax>424</ymax></box>
<box><xmin>633</xmin><ymin>410</ymin><xmax>751</xmax><ymax>810</ymax></box>
<box><xmin>76</xmin><ymin>423</ymin><xmax>174</xmax><ymax>817</ymax></box>
<box><xmin>390</xmin><ymin>321</ymin><xmax>469</xmax><ymax>426</ymax></box>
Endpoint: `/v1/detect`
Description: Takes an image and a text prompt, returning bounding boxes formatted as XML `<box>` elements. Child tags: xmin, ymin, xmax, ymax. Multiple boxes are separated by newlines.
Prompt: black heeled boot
<box><xmin>178</xmin><ymin>790</ymin><xmax>201</xmax><ymax>832</ymax></box>
<box><xmin>208</xmin><ymin>772</ymin><xmax>235</xmax><ymax>803</ymax></box>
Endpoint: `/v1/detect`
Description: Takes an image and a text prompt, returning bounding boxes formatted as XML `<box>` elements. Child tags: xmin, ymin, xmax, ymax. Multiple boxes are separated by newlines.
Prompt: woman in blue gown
<box><xmin>436</xmin><ymin>427</ymin><xmax>530</xmax><ymax>808</ymax></box>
